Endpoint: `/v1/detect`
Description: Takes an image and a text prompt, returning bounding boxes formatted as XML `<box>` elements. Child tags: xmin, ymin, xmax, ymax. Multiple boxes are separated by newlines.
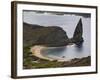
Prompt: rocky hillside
<box><xmin>23</xmin><ymin>22</ymin><xmax>69</xmax><ymax>47</ymax></box>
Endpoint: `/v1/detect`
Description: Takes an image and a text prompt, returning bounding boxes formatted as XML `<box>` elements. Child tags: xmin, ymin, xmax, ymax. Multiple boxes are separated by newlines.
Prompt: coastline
<box><xmin>30</xmin><ymin>45</ymin><xmax>89</xmax><ymax>62</ymax></box>
<box><xmin>23</xmin><ymin>45</ymin><xmax>91</xmax><ymax>69</ymax></box>
<box><xmin>30</xmin><ymin>45</ymin><xmax>54</xmax><ymax>61</ymax></box>
<box><xmin>30</xmin><ymin>45</ymin><xmax>70</xmax><ymax>62</ymax></box>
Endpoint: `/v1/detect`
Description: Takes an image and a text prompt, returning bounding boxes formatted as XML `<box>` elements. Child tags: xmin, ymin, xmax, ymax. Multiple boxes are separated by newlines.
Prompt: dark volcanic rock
<box><xmin>70</xmin><ymin>18</ymin><xmax>84</xmax><ymax>45</ymax></box>
<box><xmin>23</xmin><ymin>22</ymin><xmax>69</xmax><ymax>47</ymax></box>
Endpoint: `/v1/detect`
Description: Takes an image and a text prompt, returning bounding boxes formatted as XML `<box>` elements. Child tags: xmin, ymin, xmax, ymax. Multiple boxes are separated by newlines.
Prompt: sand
<box><xmin>30</xmin><ymin>45</ymin><xmax>70</xmax><ymax>61</ymax></box>
<box><xmin>30</xmin><ymin>45</ymin><xmax>54</xmax><ymax>61</ymax></box>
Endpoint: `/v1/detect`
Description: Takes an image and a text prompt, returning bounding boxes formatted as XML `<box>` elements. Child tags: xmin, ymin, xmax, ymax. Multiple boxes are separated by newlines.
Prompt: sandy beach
<box><xmin>30</xmin><ymin>45</ymin><xmax>55</xmax><ymax>61</ymax></box>
<box><xmin>30</xmin><ymin>45</ymin><xmax>69</xmax><ymax>61</ymax></box>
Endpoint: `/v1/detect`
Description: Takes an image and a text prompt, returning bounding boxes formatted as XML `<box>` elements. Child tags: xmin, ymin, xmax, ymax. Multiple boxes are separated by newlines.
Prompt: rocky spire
<box><xmin>72</xmin><ymin>18</ymin><xmax>84</xmax><ymax>45</ymax></box>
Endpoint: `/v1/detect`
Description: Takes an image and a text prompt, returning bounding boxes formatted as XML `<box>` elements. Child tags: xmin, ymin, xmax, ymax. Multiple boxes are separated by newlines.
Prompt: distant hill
<box><xmin>23</xmin><ymin>22</ymin><xmax>69</xmax><ymax>47</ymax></box>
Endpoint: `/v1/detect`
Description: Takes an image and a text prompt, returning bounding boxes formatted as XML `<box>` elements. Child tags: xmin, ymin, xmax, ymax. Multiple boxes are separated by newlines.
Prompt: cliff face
<box><xmin>23</xmin><ymin>22</ymin><xmax>69</xmax><ymax>47</ymax></box>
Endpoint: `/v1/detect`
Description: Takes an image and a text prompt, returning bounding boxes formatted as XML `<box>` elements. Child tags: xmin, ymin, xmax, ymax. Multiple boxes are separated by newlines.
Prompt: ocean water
<box><xmin>23</xmin><ymin>12</ymin><xmax>91</xmax><ymax>61</ymax></box>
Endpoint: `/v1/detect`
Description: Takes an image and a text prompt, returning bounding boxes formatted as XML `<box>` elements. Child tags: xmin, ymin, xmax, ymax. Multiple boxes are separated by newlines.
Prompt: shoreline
<box><xmin>30</xmin><ymin>45</ymin><xmax>89</xmax><ymax>62</ymax></box>
<box><xmin>30</xmin><ymin>45</ymin><xmax>54</xmax><ymax>61</ymax></box>
<box><xmin>24</xmin><ymin>45</ymin><xmax>91</xmax><ymax>69</ymax></box>
<box><xmin>30</xmin><ymin>45</ymin><xmax>69</xmax><ymax>61</ymax></box>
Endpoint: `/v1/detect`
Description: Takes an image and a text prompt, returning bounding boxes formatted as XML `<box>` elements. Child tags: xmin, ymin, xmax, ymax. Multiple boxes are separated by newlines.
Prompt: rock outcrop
<box><xmin>70</xmin><ymin>18</ymin><xmax>84</xmax><ymax>46</ymax></box>
<box><xmin>23</xmin><ymin>22</ymin><xmax>69</xmax><ymax>47</ymax></box>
